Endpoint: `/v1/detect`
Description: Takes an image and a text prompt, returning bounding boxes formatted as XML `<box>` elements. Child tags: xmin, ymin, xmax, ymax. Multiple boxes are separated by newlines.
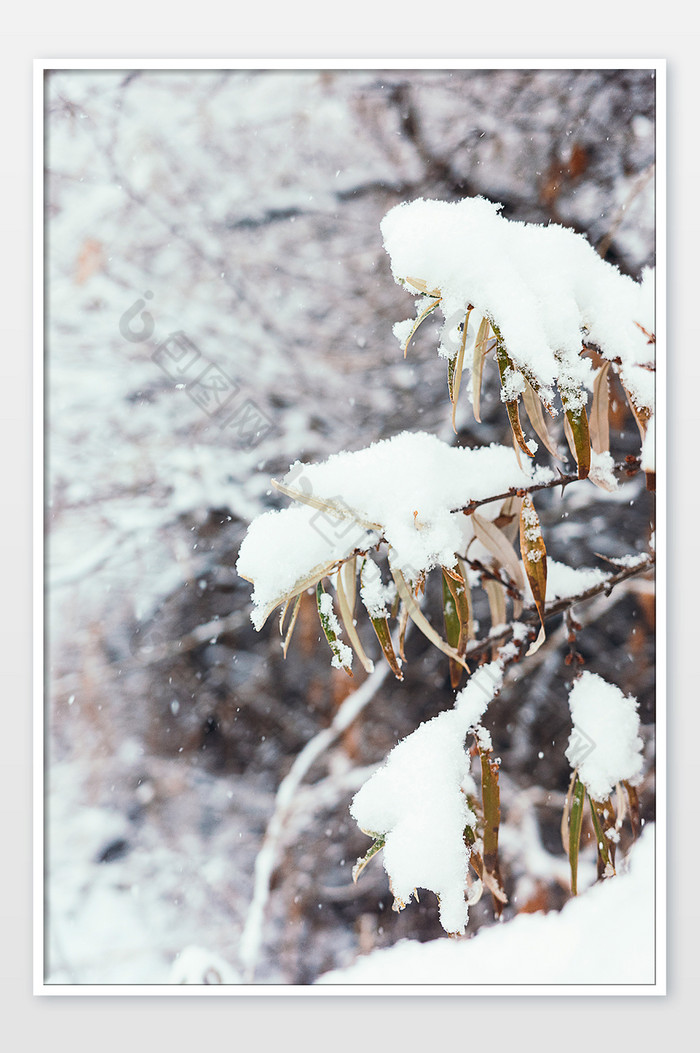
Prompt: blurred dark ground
<box><xmin>46</xmin><ymin>67</ymin><xmax>656</xmax><ymax>984</ymax></box>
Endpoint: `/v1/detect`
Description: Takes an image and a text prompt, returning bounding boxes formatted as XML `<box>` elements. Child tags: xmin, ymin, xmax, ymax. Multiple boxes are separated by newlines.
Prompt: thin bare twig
<box><xmin>455</xmin><ymin>457</ymin><xmax>642</xmax><ymax>516</ymax></box>
<box><xmin>464</xmin><ymin>553</ymin><xmax>655</xmax><ymax>663</ymax></box>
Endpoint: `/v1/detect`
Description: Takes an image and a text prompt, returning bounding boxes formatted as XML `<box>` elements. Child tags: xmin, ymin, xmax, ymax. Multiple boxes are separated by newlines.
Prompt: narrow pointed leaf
<box><xmin>391</xmin><ymin>567</ymin><xmax>470</xmax><ymax>671</ymax></box>
<box><xmin>588</xmin><ymin>794</ymin><xmax>616</xmax><ymax>877</ymax></box>
<box><xmin>483</xmin><ymin>578</ymin><xmax>506</xmax><ymax>633</ymax></box>
<box><xmin>279</xmin><ymin>597</ymin><xmax>293</xmax><ymax>637</ymax></box>
<box><xmin>368</xmin><ymin>613</ymin><xmax>404</xmax><ymax>680</ymax></box>
<box><xmin>455</xmin><ymin>557</ymin><xmax>475</xmax><ymax>640</ymax></box>
<box><xmin>624</xmin><ymin>781</ymin><xmax>642</xmax><ymax>840</ymax></box>
<box><xmin>352</xmin><ymin>835</ymin><xmax>385</xmax><ymax>883</ymax></box>
<box><xmin>564</xmin><ymin>405</ymin><xmax>591</xmax><ymax>479</ymax></box>
<box><xmin>472</xmin><ymin>512</ymin><xmax>525</xmax><ymax>591</ymax></box>
<box><xmin>589</xmin><ymin>362</ymin><xmax>611</xmax><ymax>456</ymax></box>
<box><xmin>271</xmin><ymin>478</ymin><xmax>382</xmax><ymax>532</ymax></box>
<box><xmin>472</xmin><ymin>316</ymin><xmax>491</xmax><ymax>423</ymax></box>
<box><xmin>282</xmin><ymin>592</ymin><xmax>303</xmax><ymax>658</ymax></box>
<box><xmin>316</xmin><ymin>582</ymin><xmax>353</xmax><ymax>677</ymax></box>
<box><xmin>568</xmin><ymin>775</ymin><xmax>585</xmax><ymax>895</ymax></box>
<box><xmin>342</xmin><ymin>555</ymin><xmax>357</xmax><ymax>616</ymax></box>
<box><xmin>359</xmin><ymin>558</ymin><xmax>403</xmax><ymax>679</ymax></box>
<box><xmin>494</xmin><ymin>335</ymin><xmax>535</xmax><ymax>458</ymax></box>
<box><xmin>250</xmin><ymin>560</ymin><xmax>340</xmax><ymax>630</ymax></box>
<box><xmin>335</xmin><ymin>567</ymin><xmax>375</xmax><ymax>674</ymax></box>
<box><xmin>519</xmin><ymin>494</ymin><xmax>548</xmax><ymax>655</ymax></box>
<box><xmin>450</xmin><ymin>307</ymin><xmax>472</xmax><ymax>433</ymax></box>
<box><xmin>400</xmin><ymin>296</ymin><xmax>441</xmax><ymax>357</ymax></box>
<box><xmin>442</xmin><ymin>566</ymin><xmax>471</xmax><ymax>688</ymax></box>
<box><xmin>522</xmin><ymin>377</ymin><xmax>562</xmax><ymax>460</ymax></box>
<box><xmin>479</xmin><ymin>742</ymin><xmax>506</xmax><ymax>915</ymax></box>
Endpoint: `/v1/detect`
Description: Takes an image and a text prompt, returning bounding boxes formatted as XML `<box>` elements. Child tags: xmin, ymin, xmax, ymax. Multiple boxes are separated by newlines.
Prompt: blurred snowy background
<box><xmin>45</xmin><ymin>67</ymin><xmax>656</xmax><ymax>985</ymax></box>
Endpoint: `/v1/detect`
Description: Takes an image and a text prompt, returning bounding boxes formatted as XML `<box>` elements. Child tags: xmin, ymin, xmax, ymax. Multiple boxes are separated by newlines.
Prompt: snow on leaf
<box><xmin>565</xmin><ymin>671</ymin><xmax>644</xmax><ymax>803</ymax></box>
<box><xmin>519</xmin><ymin>495</ymin><xmax>547</xmax><ymax>655</ymax></box>
<box><xmin>350</xmin><ymin>663</ymin><xmax>504</xmax><ymax>934</ymax></box>
<box><xmin>316</xmin><ymin>582</ymin><xmax>353</xmax><ymax>676</ymax></box>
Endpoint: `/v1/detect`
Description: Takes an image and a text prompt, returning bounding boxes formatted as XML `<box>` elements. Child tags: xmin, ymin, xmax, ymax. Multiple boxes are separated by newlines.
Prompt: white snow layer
<box><xmin>566</xmin><ymin>671</ymin><xmax>644</xmax><ymax>802</ymax></box>
<box><xmin>381</xmin><ymin>196</ymin><xmax>655</xmax><ymax>414</ymax></box>
<box><xmin>317</xmin><ymin>825</ymin><xmax>656</xmax><ymax>986</ymax></box>
<box><xmin>350</xmin><ymin>663</ymin><xmax>504</xmax><ymax>935</ymax></box>
<box><xmin>237</xmin><ymin>430</ymin><xmax>553</xmax><ymax>628</ymax></box>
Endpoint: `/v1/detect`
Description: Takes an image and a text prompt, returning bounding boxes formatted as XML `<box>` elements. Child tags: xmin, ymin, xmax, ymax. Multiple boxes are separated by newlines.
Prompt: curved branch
<box><xmin>455</xmin><ymin>457</ymin><xmax>642</xmax><ymax>516</ymax></box>
<box><xmin>464</xmin><ymin>552</ymin><xmax>655</xmax><ymax>663</ymax></box>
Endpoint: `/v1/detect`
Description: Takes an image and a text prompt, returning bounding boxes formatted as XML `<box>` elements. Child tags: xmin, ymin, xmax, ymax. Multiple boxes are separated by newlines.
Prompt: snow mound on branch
<box><xmin>566</xmin><ymin>671</ymin><xmax>644</xmax><ymax>802</ymax></box>
<box><xmin>237</xmin><ymin>431</ymin><xmax>553</xmax><ymax>628</ymax></box>
<box><xmin>317</xmin><ymin>825</ymin><xmax>656</xmax><ymax>986</ymax></box>
<box><xmin>381</xmin><ymin>196</ymin><xmax>655</xmax><ymax>414</ymax></box>
<box><xmin>350</xmin><ymin>663</ymin><xmax>504</xmax><ymax>935</ymax></box>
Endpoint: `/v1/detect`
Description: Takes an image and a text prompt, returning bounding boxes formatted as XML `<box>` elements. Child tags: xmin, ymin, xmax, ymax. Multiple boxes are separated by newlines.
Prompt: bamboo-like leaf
<box><xmin>450</xmin><ymin>307</ymin><xmax>472</xmax><ymax>433</ymax></box>
<box><xmin>620</xmin><ymin>380</ymin><xmax>652</xmax><ymax>445</ymax></box>
<box><xmin>442</xmin><ymin>570</ymin><xmax>462</xmax><ymax>688</ymax></box>
<box><xmin>623</xmin><ymin>780</ymin><xmax>642</xmax><ymax>840</ymax></box>
<box><xmin>494</xmin><ymin>336</ymin><xmax>535</xmax><ymax>458</ymax></box>
<box><xmin>400</xmin><ymin>296</ymin><xmax>442</xmax><ymax>357</ymax></box>
<box><xmin>247</xmin><ymin>560</ymin><xmax>342</xmax><ymax>630</ymax></box>
<box><xmin>391</xmin><ymin>567</ymin><xmax>470</xmax><ymax>671</ymax></box>
<box><xmin>483</xmin><ymin>578</ymin><xmax>506</xmax><ymax>633</ymax></box>
<box><xmin>568</xmin><ymin>775</ymin><xmax>585</xmax><ymax>895</ymax></box>
<box><xmin>442</xmin><ymin>566</ymin><xmax>471</xmax><ymax>688</ymax></box>
<box><xmin>443</xmin><ymin>564</ymin><xmax>472</xmax><ymax>645</ymax></box>
<box><xmin>519</xmin><ymin>494</ymin><xmax>547</xmax><ymax>655</ymax></box>
<box><xmin>316</xmin><ymin>582</ymin><xmax>353</xmax><ymax>677</ymax></box>
<box><xmin>270</xmin><ymin>478</ymin><xmax>383</xmax><ymax>532</ymax></box>
<box><xmin>588</xmin><ymin>794</ymin><xmax>616</xmax><ymax>877</ymax></box>
<box><xmin>564</xmin><ymin>405</ymin><xmax>591</xmax><ymax>479</ymax></box>
<box><xmin>279</xmin><ymin>597</ymin><xmax>293</xmax><ymax>637</ymax></box>
<box><xmin>359</xmin><ymin>559</ymin><xmax>403</xmax><ymax>679</ymax></box>
<box><xmin>472</xmin><ymin>317</ymin><xmax>491</xmax><ymax>424</ymax></box>
<box><xmin>335</xmin><ymin>567</ymin><xmax>375</xmax><ymax>674</ymax></box>
<box><xmin>397</xmin><ymin>601</ymin><xmax>409</xmax><ymax>661</ymax></box>
<box><xmin>455</xmin><ymin>558</ymin><xmax>475</xmax><ymax>640</ymax></box>
<box><xmin>282</xmin><ymin>592</ymin><xmax>303</xmax><ymax>658</ymax></box>
<box><xmin>478</xmin><ymin>742</ymin><xmax>506</xmax><ymax>915</ymax></box>
<box><xmin>620</xmin><ymin>381</ymin><xmax>655</xmax><ymax>492</ymax></box>
<box><xmin>369</xmin><ymin>613</ymin><xmax>404</xmax><ymax>680</ymax></box>
<box><xmin>404</xmin><ymin>276</ymin><xmax>441</xmax><ymax>297</ymax></box>
<box><xmin>352</xmin><ymin>835</ymin><xmax>385</xmax><ymax>883</ymax></box>
<box><xmin>472</xmin><ymin>512</ymin><xmax>525</xmax><ymax>592</ymax></box>
<box><xmin>342</xmin><ymin>555</ymin><xmax>357</xmax><ymax>616</ymax></box>
<box><xmin>589</xmin><ymin>362</ymin><xmax>611</xmax><ymax>456</ymax></box>
<box><xmin>522</xmin><ymin>378</ymin><xmax>562</xmax><ymax>460</ymax></box>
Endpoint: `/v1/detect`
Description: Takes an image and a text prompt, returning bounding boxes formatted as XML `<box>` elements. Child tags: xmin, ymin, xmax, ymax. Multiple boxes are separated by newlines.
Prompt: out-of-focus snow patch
<box><xmin>316</xmin><ymin>826</ymin><xmax>656</xmax><ymax>986</ymax></box>
<box><xmin>170</xmin><ymin>945</ymin><xmax>241</xmax><ymax>985</ymax></box>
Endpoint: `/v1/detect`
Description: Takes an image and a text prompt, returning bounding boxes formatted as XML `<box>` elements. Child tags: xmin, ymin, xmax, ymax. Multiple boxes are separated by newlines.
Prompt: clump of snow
<box><xmin>522</xmin><ymin>558</ymin><xmax>607</xmax><ymax>604</ymax></box>
<box><xmin>381</xmin><ymin>197</ymin><xmax>654</xmax><ymax>418</ymax></box>
<box><xmin>317</xmin><ymin>825</ymin><xmax>656</xmax><ymax>986</ymax></box>
<box><xmin>237</xmin><ymin>431</ymin><xmax>553</xmax><ymax>628</ymax></box>
<box><xmin>359</xmin><ymin>555</ymin><xmax>396</xmax><ymax>619</ymax></box>
<box><xmin>566</xmin><ymin>671</ymin><xmax>644</xmax><ymax>802</ymax></box>
<box><xmin>349</xmin><ymin>663</ymin><xmax>504</xmax><ymax>935</ymax></box>
<box><xmin>588</xmin><ymin>449</ymin><xmax>619</xmax><ymax>492</ymax></box>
